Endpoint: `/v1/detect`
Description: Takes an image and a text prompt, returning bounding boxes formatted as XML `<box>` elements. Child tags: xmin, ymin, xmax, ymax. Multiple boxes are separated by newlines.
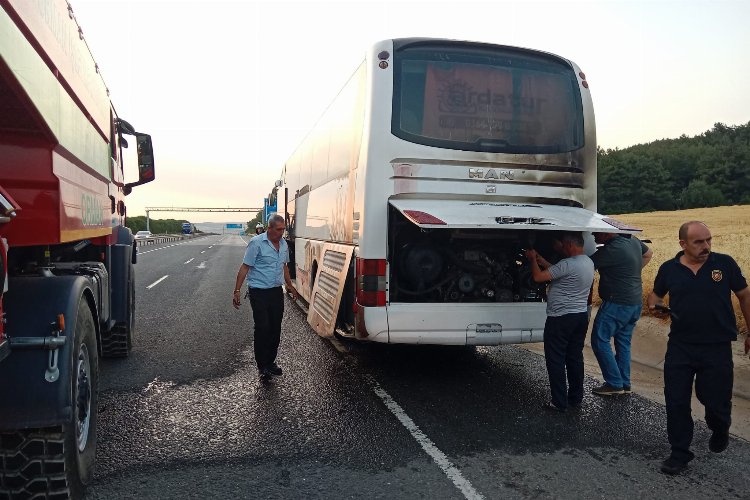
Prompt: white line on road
<box><xmin>366</xmin><ymin>375</ymin><xmax>484</xmax><ymax>500</ymax></box>
<box><xmin>184</xmin><ymin>258</ymin><xmax>194</xmax><ymax>264</ymax></box>
<box><xmin>200</xmin><ymin>250</ymin><xmax>206</xmax><ymax>254</ymax></box>
<box><xmin>196</xmin><ymin>261</ymin><xmax>207</xmax><ymax>269</ymax></box>
<box><xmin>146</xmin><ymin>275</ymin><xmax>169</xmax><ymax>289</ymax></box>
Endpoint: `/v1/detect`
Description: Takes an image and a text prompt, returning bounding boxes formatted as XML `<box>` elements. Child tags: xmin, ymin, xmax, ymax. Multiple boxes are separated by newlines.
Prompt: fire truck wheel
<box><xmin>65</xmin><ymin>298</ymin><xmax>99</xmax><ymax>496</ymax></box>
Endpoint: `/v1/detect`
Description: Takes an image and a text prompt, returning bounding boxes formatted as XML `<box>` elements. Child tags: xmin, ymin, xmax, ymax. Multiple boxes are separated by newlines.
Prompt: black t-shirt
<box><xmin>653</xmin><ymin>251</ymin><xmax>747</xmax><ymax>343</ymax></box>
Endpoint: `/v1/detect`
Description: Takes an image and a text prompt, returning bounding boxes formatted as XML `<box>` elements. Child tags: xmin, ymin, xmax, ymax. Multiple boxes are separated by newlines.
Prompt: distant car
<box><xmin>134</xmin><ymin>230</ymin><xmax>153</xmax><ymax>239</ymax></box>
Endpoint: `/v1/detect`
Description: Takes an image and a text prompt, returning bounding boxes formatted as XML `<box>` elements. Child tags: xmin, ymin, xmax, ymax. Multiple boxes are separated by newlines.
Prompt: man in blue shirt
<box><xmin>648</xmin><ymin>221</ymin><xmax>750</xmax><ymax>475</ymax></box>
<box><xmin>233</xmin><ymin>214</ymin><xmax>298</xmax><ymax>381</ymax></box>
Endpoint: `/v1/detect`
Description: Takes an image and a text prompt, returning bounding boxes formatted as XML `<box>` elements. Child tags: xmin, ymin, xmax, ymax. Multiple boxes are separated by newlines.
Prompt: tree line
<box><xmin>598</xmin><ymin>122</ymin><xmax>750</xmax><ymax>214</ymax></box>
<box><xmin>126</xmin><ymin>216</ymin><xmax>193</xmax><ymax>234</ymax></box>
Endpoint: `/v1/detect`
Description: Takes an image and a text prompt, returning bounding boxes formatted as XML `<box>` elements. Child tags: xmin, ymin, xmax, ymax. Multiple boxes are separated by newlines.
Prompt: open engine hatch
<box><xmin>388</xmin><ymin>199</ymin><xmax>641</xmax><ymax>234</ymax></box>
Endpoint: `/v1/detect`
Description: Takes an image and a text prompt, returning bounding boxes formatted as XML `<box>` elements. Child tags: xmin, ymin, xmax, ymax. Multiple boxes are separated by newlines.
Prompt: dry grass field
<box><xmin>592</xmin><ymin>205</ymin><xmax>750</xmax><ymax>333</ymax></box>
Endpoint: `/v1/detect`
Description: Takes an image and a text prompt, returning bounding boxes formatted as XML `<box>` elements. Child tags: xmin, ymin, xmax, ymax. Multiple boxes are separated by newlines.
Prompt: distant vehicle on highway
<box><xmin>181</xmin><ymin>222</ymin><xmax>194</xmax><ymax>234</ymax></box>
<box><xmin>135</xmin><ymin>230</ymin><xmax>153</xmax><ymax>239</ymax></box>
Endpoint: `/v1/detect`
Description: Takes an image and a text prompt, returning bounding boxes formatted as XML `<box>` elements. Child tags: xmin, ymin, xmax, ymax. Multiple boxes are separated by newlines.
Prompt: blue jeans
<box><xmin>591</xmin><ymin>301</ymin><xmax>642</xmax><ymax>388</ymax></box>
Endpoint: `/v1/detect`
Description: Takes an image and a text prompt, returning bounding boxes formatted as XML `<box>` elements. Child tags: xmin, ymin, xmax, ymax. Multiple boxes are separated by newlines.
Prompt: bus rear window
<box><xmin>392</xmin><ymin>45</ymin><xmax>584</xmax><ymax>154</ymax></box>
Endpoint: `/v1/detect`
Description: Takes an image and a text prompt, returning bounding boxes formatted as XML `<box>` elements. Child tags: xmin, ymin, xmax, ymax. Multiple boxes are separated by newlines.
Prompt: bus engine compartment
<box><xmin>388</xmin><ymin>206</ymin><xmax>557</xmax><ymax>304</ymax></box>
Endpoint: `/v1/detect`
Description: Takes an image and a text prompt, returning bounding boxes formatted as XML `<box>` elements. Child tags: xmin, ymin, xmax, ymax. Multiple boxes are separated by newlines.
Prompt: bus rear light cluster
<box><xmin>403</xmin><ymin>210</ymin><xmax>446</xmax><ymax>225</ymax></box>
<box><xmin>356</xmin><ymin>258</ymin><xmax>386</xmax><ymax>307</ymax></box>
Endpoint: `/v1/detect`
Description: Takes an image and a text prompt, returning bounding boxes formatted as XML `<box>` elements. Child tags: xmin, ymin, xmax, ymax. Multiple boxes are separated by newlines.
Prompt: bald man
<box><xmin>648</xmin><ymin>221</ymin><xmax>750</xmax><ymax>475</ymax></box>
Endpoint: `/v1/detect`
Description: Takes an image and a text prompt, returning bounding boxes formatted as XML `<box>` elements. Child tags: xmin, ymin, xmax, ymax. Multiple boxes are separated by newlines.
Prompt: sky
<box><xmin>69</xmin><ymin>0</ymin><xmax>750</xmax><ymax>223</ymax></box>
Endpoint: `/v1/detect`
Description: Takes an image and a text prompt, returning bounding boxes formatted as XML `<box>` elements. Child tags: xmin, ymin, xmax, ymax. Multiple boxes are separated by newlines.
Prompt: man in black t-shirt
<box><xmin>648</xmin><ymin>221</ymin><xmax>750</xmax><ymax>475</ymax></box>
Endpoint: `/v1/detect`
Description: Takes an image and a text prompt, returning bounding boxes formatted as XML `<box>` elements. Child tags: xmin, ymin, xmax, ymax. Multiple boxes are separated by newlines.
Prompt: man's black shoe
<box><xmin>660</xmin><ymin>457</ymin><xmax>688</xmax><ymax>475</ymax></box>
<box><xmin>544</xmin><ymin>401</ymin><xmax>566</xmax><ymax>412</ymax></box>
<box><xmin>709</xmin><ymin>431</ymin><xmax>729</xmax><ymax>453</ymax></box>
<box><xmin>259</xmin><ymin>368</ymin><xmax>273</xmax><ymax>381</ymax></box>
<box><xmin>269</xmin><ymin>364</ymin><xmax>283</xmax><ymax>376</ymax></box>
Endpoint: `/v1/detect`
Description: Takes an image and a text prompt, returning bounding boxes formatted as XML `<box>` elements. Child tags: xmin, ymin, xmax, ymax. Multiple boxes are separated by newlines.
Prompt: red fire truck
<box><xmin>0</xmin><ymin>0</ymin><xmax>155</xmax><ymax>497</ymax></box>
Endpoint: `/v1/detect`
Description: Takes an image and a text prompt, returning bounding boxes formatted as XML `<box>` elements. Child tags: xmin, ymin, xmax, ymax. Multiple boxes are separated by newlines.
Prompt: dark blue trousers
<box><xmin>664</xmin><ymin>340</ymin><xmax>733</xmax><ymax>462</ymax></box>
<box><xmin>543</xmin><ymin>312</ymin><xmax>589</xmax><ymax>409</ymax></box>
<box><xmin>248</xmin><ymin>287</ymin><xmax>284</xmax><ymax>371</ymax></box>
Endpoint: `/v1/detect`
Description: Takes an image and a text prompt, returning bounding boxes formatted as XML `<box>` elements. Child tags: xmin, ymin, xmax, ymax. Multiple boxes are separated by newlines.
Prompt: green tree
<box><xmin>680</xmin><ymin>179</ymin><xmax>726</xmax><ymax>208</ymax></box>
<box><xmin>598</xmin><ymin>121</ymin><xmax>750</xmax><ymax>213</ymax></box>
<box><xmin>125</xmin><ymin>216</ymin><xmax>189</xmax><ymax>234</ymax></box>
<box><xmin>246</xmin><ymin>210</ymin><xmax>263</xmax><ymax>234</ymax></box>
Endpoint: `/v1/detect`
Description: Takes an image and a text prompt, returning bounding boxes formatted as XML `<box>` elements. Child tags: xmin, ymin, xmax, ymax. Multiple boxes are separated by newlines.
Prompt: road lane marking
<box><xmin>196</xmin><ymin>261</ymin><xmax>207</xmax><ymax>269</ymax></box>
<box><xmin>366</xmin><ymin>375</ymin><xmax>484</xmax><ymax>500</ymax></box>
<box><xmin>184</xmin><ymin>258</ymin><xmax>194</xmax><ymax>264</ymax></box>
<box><xmin>200</xmin><ymin>250</ymin><xmax>206</xmax><ymax>254</ymax></box>
<box><xmin>146</xmin><ymin>275</ymin><xmax>169</xmax><ymax>289</ymax></box>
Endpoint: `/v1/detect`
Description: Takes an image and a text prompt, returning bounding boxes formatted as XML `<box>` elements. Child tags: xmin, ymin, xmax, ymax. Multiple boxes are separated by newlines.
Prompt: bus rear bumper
<box><xmin>381</xmin><ymin>302</ymin><xmax>547</xmax><ymax>345</ymax></box>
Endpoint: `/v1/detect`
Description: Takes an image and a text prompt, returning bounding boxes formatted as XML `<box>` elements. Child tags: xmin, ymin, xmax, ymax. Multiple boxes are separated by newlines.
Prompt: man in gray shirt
<box><xmin>526</xmin><ymin>232</ymin><xmax>595</xmax><ymax>412</ymax></box>
<box><xmin>590</xmin><ymin>233</ymin><xmax>652</xmax><ymax>395</ymax></box>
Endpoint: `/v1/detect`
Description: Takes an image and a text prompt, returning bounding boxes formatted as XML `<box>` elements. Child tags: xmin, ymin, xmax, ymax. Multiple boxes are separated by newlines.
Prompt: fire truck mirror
<box><xmin>136</xmin><ymin>134</ymin><xmax>155</xmax><ymax>183</ymax></box>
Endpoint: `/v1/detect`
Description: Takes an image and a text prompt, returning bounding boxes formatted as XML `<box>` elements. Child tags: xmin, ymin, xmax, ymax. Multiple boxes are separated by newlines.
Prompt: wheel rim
<box><xmin>75</xmin><ymin>343</ymin><xmax>92</xmax><ymax>452</ymax></box>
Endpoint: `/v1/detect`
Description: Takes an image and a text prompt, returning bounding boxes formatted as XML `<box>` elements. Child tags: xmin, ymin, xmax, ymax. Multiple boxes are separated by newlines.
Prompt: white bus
<box><xmin>273</xmin><ymin>38</ymin><xmax>638</xmax><ymax>345</ymax></box>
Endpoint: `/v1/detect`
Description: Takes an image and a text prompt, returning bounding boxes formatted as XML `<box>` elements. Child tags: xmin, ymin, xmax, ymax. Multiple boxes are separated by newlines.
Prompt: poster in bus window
<box><xmin>420</xmin><ymin>63</ymin><xmax>572</xmax><ymax>148</ymax></box>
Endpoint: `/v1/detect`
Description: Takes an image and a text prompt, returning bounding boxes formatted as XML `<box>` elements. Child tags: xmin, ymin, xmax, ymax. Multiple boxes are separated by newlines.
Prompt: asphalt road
<box><xmin>86</xmin><ymin>234</ymin><xmax>750</xmax><ymax>499</ymax></box>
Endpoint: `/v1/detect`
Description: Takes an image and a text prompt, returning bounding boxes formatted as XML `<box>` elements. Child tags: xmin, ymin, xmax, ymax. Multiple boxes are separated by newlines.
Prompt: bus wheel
<box><xmin>0</xmin><ymin>298</ymin><xmax>99</xmax><ymax>498</ymax></box>
<box><xmin>101</xmin><ymin>265</ymin><xmax>134</xmax><ymax>358</ymax></box>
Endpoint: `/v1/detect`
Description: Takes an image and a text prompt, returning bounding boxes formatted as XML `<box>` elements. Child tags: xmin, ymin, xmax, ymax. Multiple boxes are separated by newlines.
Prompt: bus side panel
<box><xmin>307</xmin><ymin>243</ymin><xmax>354</xmax><ymax>337</ymax></box>
<box><xmin>295</xmin><ymin>176</ymin><xmax>351</xmax><ymax>243</ymax></box>
<box><xmin>293</xmin><ymin>237</ymin><xmax>314</xmax><ymax>303</ymax></box>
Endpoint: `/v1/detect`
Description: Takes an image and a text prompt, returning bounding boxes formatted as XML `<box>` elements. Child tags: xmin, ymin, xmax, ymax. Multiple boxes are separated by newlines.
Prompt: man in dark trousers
<box><xmin>526</xmin><ymin>232</ymin><xmax>595</xmax><ymax>412</ymax></box>
<box><xmin>590</xmin><ymin>232</ymin><xmax>653</xmax><ymax>395</ymax></box>
<box><xmin>233</xmin><ymin>214</ymin><xmax>298</xmax><ymax>381</ymax></box>
<box><xmin>648</xmin><ymin>221</ymin><xmax>750</xmax><ymax>475</ymax></box>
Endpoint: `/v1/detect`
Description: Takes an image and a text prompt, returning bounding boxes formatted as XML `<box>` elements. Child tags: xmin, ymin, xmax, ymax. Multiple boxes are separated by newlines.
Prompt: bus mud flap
<box><xmin>307</xmin><ymin>244</ymin><xmax>354</xmax><ymax>337</ymax></box>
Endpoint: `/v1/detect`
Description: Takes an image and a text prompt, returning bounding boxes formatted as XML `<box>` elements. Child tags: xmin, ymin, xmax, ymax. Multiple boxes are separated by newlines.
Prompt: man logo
<box><xmin>468</xmin><ymin>168</ymin><xmax>514</xmax><ymax>180</ymax></box>
<box><xmin>711</xmin><ymin>270</ymin><xmax>723</xmax><ymax>282</ymax></box>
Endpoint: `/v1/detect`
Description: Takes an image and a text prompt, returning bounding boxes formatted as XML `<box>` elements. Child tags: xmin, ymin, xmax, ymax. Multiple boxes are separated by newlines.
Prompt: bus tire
<box><xmin>101</xmin><ymin>265</ymin><xmax>134</xmax><ymax>358</ymax></box>
<box><xmin>0</xmin><ymin>298</ymin><xmax>99</xmax><ymax>499</ymax></box>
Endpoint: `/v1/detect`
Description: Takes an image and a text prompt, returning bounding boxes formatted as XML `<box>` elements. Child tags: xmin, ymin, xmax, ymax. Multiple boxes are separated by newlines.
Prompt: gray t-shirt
<box><xmin>591</xmin><ymin>235</ymin><xmax>648</xmax><ymax>305</ymax></box>
<box><xmin>546</xmin><ymin>254</ymin><xmax>595</xmax><ymax>317</ymax></box>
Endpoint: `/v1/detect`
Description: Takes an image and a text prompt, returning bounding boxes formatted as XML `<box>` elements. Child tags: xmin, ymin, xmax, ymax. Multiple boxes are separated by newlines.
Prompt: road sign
<box><xmin>225</xmin><ymin>223</ymin><xmax>243</xmax><ymax>229</ymax></box>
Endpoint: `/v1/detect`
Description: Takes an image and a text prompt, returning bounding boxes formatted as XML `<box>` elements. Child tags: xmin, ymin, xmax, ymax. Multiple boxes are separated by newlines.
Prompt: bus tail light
<box><xmin>356</xmin><ymin>258</ymin><xmax>386</xmax><ymax>307</ymax></box>
<box><xmin>403</xmin><ymin>210</ymin><xmax>446</xmax><ymax>225</ymax></box>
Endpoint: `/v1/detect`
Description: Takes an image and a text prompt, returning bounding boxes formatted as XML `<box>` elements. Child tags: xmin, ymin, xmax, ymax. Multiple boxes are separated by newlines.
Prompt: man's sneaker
<box><xmin>592</xmin><ymin>384</ymin><xmax>624</xmax><ymax>396</ymax></box>
<box><xmin>709</xmin><ymin>431</ymin><xmax>729</xmax><ymax>453</ymax></box>
<box><xmin>622</xmin><ymin>385</ymin><xmax>632</xmax><ymax>394</ymax></box>
<box><xmin>660</xmin><ymin>457</ymin><xmax>688</xmax><ymax>475</ymax></box>
<box><xmin>269</xmin><ymin>364</ymin><xmax>283</xmax><ymax>376</ymax></box>
<box><xmin>259</xmin><ymin>368</ymin><xmax>273</xmax><ymax>381</ymax></box>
